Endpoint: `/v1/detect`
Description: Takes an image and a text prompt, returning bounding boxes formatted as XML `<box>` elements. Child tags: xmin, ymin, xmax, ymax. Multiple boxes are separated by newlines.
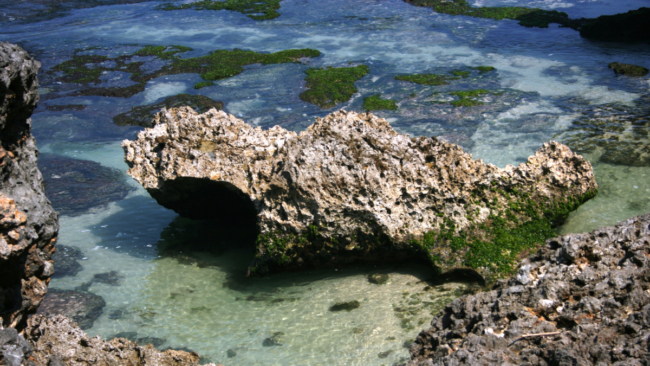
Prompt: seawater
<box><xmin>2</xmin><ymin>0</ymin><xmax>650</xmax><ymax>364</ymax></box>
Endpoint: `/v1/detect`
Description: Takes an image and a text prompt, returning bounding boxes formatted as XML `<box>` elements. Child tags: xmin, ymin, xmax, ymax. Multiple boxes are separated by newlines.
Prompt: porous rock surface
<box><xmin>124</xmin><ymin>107</ymin><xmax>597</xmax><ymax>277</ymax></box>
<box><xmin>403</xmin><ymin>213</ymin><xmax>650</xmax><ymax>366</ymax></box>
<box><xmin>18</xmin><ymin>315</ymin><xmax>214</xmax><ymax>366</ymax></box>
<box><xmin>0</xmin><ymin>42</ymin><xmax>58</xmax><ymax>330</ymax></box>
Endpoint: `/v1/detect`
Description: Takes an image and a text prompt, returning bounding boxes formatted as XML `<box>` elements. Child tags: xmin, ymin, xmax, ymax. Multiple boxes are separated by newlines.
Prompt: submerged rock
<box><xmin>24</xmin><ymin>315</ymin><xmax>211</xmax><ymax>365</ymax></box>
<box><xmin>262</xmin><ymin>332</ymin><xmax>285</xmax><ymax>347</ymax></box>
<box><xmin>113</xmin><ymin>94</ymin><xmax>224</xmax><ymax>128</ymax></box>
<box><xmin>50</xmin><ymin>245</ymin><xmax>84</xmax><ymax>278</ymax></box>
<box><xmin>39</xmin><ymin>154</ymin><xmax>134</xmax><ymax>216</ymax></box>
<box><xmin>608</xmin><ymin>62</ymin><xmax>649</xmax><ymax>77</ymax></box>
<box><xmin>368</xmin><ymin>273</ymin><xmax>390</xmax><ymax>285</ymax></box>
<box><xmin>35</xmin><ymin>289</ymin><xmax>105</xmax><ymax>330</ymax></box>
<box><xmin>402</xmin><ymin>213</ymin><xmax>650</xmax><ymax>366</ymax></box>
<box><xmin>0</xmin><ymin>42</ymin><xmax>59</xmax><ymax>330</ymax></box>
<box><xmin>330</xmin><ymin>300</ymin><xmax>361</xmax><ymax>312</ymax></box>
<box><xmin>92</xmin><ymin>270</ymin><xmax>124</xmax><ymax>286</ymax></box>
<box><xmin>123</xmin><ymin>108</ymin><xmax>597</xmax><ymax>280</ymax></box>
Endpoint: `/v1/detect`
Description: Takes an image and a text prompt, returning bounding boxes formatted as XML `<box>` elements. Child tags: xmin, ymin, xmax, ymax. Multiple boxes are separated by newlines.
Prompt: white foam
<box><xmin>143</xmin><ymin>82</ymin><xmax>187</xmax><ymax>104</ymax></box>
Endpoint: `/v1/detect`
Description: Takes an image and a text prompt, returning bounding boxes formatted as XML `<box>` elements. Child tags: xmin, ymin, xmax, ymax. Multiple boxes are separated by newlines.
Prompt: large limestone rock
<box><xmin>0</xmin><ymin>42</ymin><xmax>58</xmax><ymax>330</ymax></box>
<box><xmin>402</xmin><ymin>212</ymin><xmax>650</xmax><ymax>366</ymax></box>
<box><xmin>123</xmin><ymin>108</ymin><xmax>597</xmax><ymax>279</ymax></box>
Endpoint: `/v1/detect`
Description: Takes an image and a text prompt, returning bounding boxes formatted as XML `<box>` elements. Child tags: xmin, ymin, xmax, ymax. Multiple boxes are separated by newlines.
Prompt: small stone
<box><xmin>378</xmin><ymin>350</ymin><xmax>393</xmax><ymax>359</ymax></box>
<box><xmin>329</xmin><ymin>300</ymin><xmax>360</xmax><ymax>312</ymax></box>
<box><xmin>262</xmin><ymin>332</ymin><xmax>284</xmax><ymax>347</ymax></box>
<box><xmin>368</xmin><ymin>274</ymin><xmax>390</xmax><ymax>285</ymax></box>
<box><xmin>227</xmin><ymin>349</ymin><xmax>237</xmax><ymax>358</ymax></box>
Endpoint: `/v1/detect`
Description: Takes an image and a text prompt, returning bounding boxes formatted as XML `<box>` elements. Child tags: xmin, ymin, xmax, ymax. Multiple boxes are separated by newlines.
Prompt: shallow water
<box><xmin>2</xmin><ymin>0</ymin><xmax>650</xmax><ymax>364</ymax></box>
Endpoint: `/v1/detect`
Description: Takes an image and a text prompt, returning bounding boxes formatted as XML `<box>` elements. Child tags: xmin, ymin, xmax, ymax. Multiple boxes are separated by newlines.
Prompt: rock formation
<box><xmin>0</xmin><ymin>42</ymin><xmax>58</xmax><ymax>330</ymax></box>
<box><xmin>124</xmin><ymin>108</ymin><xmax>597</xmax><ymax>279</ymax></box>
<box><xmin>402</xmin><ymin>212</ymin><xmax>650</xmax><ymax>365</ymax></box>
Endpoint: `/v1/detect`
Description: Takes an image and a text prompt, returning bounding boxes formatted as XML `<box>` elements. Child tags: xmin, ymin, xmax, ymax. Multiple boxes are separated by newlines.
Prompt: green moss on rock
<box><xmin>608</xmin><ymin>62</ymin><xmax>649</xmax><ymax>77</ymax></box>
<box><xmin>158</xmin><ymin>0</ymin><xmax>282</xmax><ymax>20</ymax></box>
<box><xmin>450</xmin><ymin>70</ymin><xmax>470</xmax><ymax>78</ymax></box>
<box><xmin>450</xmin><ymin>98</ymin><xmax>483</xmax><ymax>107</ymax></box>
<box><xmin>299</xmin><ymin>65</ymin><xmax>369</xmax><ymax>108</ymax></box>
<box><xmin>474</xmin><ymin>66</ymin><xmax>496</xmax><ymax>74</ymax></box>
<box><xmin>363</xmin><ymin>94</ymin><xmax>398</xmax><ymax>111</ymax></box>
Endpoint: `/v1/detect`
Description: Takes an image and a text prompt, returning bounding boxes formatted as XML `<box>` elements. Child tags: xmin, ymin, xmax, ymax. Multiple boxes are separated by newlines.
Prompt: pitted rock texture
<box><xmin>19</xmin><ymin>315</ymin><xmax>216</xmax><ymax>366</ymax></box>
<box><xmin>123</xmin><ymin>108</ymin><xmax>597</xmax><ymax>278</ymax></box>
<box><xmin>0</xmin><ymin>42</ymin><xmax>58</xmax><ymax>330</ymax></box>
<box><xmin>403</xmin><ymin>213</ymin><xmax>650</xmax><ymax>366</ymax></box>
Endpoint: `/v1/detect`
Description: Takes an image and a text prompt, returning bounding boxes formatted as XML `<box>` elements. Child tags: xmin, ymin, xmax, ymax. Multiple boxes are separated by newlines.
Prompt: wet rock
<box><xmin>113</xmin><ymin>94</ymin><xmax>223</xmax><ymax>128</ymax></box>
<box><xmin>329</xmin><ymin>300</ymin><xmax>361</xmax><ymax>312</ymax></box>
<box><xmin>262</xmin><ymin>332</ymin><xmax>284</xmax><ymax>346</ymax></box>
<box><xmin>124</xmin><ymin>108</ymin><xmax>597</xmax><ymax>279</ymax></box>
<box><xmin>23</xmin><ymin>315</ymin><xmax>210</xmax><ymax>365</ymax></box>
<box><xmin>368</xmin><ymin>273</ymin><xmax>390</xmax><ymax>285</ymax></box>
<box><xmin>401</xmin><ymin>213</ymin><xmax>650</xmax><ymax>366</ymax></box>
<box><xmin>50</xmin><ymin>245</ymin><xmax>83</xmax><ymax>278</ymax></box>
<box><xmin>227</xmin><ymin>348</ymin><xmax>237</xmax><ymax>358</ymax></box>
<box><xmin>608</xmin><ymin>62</ymin><xmax>649</xmax><ymax>77</ymax></box>
<box><xmin>92</xmin><ymin>270</ymin><xmax>124</xmax><ymax>286</ymax></box>
<box><xmin>35</xmin><ymin>289</ymin><xmax>106</xmax><ymax>330</ymax></box>
<box><xmin>39</xmin><ymin>154</ymin><xmax>134</xmax><ymax>216</ymax></box>
<box><xmin>0</xmin><ymin>327</ymin><xmax>33</xmax><ymax>366</ymax></box>
<box><xmin>0</xmin><ymin>42</ymin><xmax>59</xmax><ymax>330</ymax></box>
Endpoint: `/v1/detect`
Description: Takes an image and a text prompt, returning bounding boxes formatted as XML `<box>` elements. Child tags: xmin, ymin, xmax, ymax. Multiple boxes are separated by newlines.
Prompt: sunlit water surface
<box><xmin>2</xmin><ymin>0</ymin><xmax>650</xmax><ymax>364</ymax></box>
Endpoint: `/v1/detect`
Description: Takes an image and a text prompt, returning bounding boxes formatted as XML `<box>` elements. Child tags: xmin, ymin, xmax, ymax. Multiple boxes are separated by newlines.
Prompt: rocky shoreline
<box><xmin>402</xmin><ymin>213</ymin><xmax>650</xmax><ymax>365</ymax></box>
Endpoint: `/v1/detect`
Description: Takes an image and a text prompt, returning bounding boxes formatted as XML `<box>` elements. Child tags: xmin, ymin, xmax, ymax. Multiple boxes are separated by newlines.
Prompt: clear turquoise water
<box><xmin>2</xmin><ymin>0</ymin><xmax>650</xmax><ymax>364</ymax></box>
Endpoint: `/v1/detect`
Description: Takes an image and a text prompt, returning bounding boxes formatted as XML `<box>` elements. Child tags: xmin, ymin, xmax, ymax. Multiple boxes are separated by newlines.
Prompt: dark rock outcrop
<box><xmin>0</xmin><ymin>42</ymin><xmax>58</xmax><ymax>330</ymax></box>
<box><xmin>124</xmin><ymin>108</ymin><xmax>597</xmax><ymax>279</ymax></box>
<box><xmin>403</xmin><ymin>213</ymin><xmax>650</xmax><ymax>366</ymax></box>
<box><xmin>35</xmin><ymin>289</ymin><xmax>105</xmax><ymax>330</ymax></box>
<box><xmin>579</xmin><ymin>7</ymin><xmax>650</xmax><ymax>42</ymax></box>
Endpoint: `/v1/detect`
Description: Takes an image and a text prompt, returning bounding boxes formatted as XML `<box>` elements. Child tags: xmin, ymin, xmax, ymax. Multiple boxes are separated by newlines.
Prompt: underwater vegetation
<box><xmin>299</xmin><ymin>65</ymin><xmax>369</xmax><ymax>108</ymax></box>
<box><xmin>608</xmin><ymin>62</ymin><xmax>649</xmax><ymax>77</ymax></box>
<box><xmin>363</xmin><ymin>94</ymin><xmax>398</xmax><ymax>111</ymax></box>
<box><xmin>50</xmin><ymin>45</ymin><xmax>320</xmax><ymax>97</ymax></box>
<box><xmin>158</xmin><ymin>0</ymin><xmax>282</xmax><ymax>20</ymax></box>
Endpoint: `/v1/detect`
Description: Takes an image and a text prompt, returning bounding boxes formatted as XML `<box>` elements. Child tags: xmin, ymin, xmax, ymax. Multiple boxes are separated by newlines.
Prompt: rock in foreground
<box><xmin>20</xmin><ymin>315</ymin><xmax>214</xmax><ymax>366</ymax></box>
<box><xmin>403</xmin><ymin>213</ymin><xmax>650</xmax><ymax>366</ymax></box>
<box><xmin>124</xmin><ymin>108</ymin><xmax>597</xmax><ymax>279</ymax></box>
<box><xmin>0</xmin><ymin>42</ymin><xmax>58</xmax><ymax>330</ymax></box>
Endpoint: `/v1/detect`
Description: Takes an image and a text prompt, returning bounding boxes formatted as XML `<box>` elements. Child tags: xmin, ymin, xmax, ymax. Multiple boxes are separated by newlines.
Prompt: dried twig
<box><xmin>509</xmin><ymin>331</ymin><xmax>563</xmax><ymax>346</ymax></box>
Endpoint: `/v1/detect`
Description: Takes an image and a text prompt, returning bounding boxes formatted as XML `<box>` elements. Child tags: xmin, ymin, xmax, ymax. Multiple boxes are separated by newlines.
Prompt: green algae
<box><xmin>299</xmin><ymin>65</ymin><xmax>369</xmax><ymax>108</ymax></box>
<box><xmin>193</xmin><ymin>81</ymin><xmax>215</xmax><ymax>89</ymax></box>
<box><xmin>395</xmin><ymin>74</ymin><xmax>453</xmax><ymax>86</ymax></box>
<box><xmin>158</xmin><ymin>0</ymin><xmax>282</xmax><ymax>20</ymax></box>
<box><xmin>474</xmin><ymin>66</ymin><xmax>495</xmax><ymax>74</ymax></box>
<box><xmin>51</xmin><ymin>45</ymin><xmax>321</xmax><ymax>98</ymax></box>
<box><xmin>449</xmin><ymin>89</ymin><xmax>489</xmax><ymax>98</ymax></box>
<box><xmin>450</xmin><ymin>70</ymin><xmax>470</xmax><ymax>78</ymax></box>
<box><xmin>363</xmin><ymin>94</ymin><xmax>398</xmax><ymax>111</ymax></box>
<box><xmin>403</xmin><ymin>0</ymin><xmax>573</xmax><ymax>28</ymax></box>
<box><xmin>608</xmin><ymin>62</ymin><xmax>649</xmax><ymax>77</ymax></box>
<box><xmin>450</xmin><ymin>98</ymin><xmax>483</xmax><ymax>107</ymax></box>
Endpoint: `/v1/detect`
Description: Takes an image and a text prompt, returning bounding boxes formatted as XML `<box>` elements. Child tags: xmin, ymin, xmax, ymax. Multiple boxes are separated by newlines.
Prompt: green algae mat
<box><xmin>51</xmin><ymin>45</ymin><xmax>320</xmax><ymax>97</ymax></box>
<box><xmin>299</xmin><ymin>65</ymin><xmax>370</xmax><ymax>108</ymax></box>
<box><xmin>158</xmin><ymin>0</ymin><xmax>282</xmax><ymax>20</ymax></box>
